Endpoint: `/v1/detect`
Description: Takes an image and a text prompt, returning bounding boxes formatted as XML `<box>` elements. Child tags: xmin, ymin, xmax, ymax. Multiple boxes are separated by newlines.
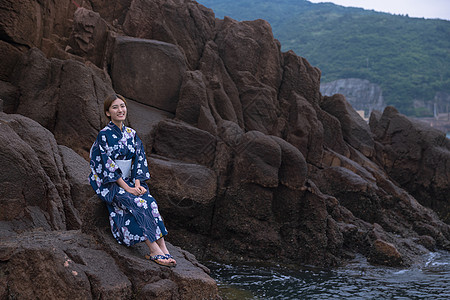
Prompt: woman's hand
<box><xmin>134</xmin><ymin>179</ymin><xmax>147</xmax><ymax>195</ymax></box>
<box><xmin>117</xmin><ymin>178</ymin><xmax>147</xmax><ymax>196</ymax></box>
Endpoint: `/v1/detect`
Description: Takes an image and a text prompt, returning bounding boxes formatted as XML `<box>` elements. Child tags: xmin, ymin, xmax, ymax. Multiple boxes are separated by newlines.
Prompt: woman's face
<box><xmin>106</xmin><ymin>98</ymin><xmax>127</xmax><ymax>125</ymax></box>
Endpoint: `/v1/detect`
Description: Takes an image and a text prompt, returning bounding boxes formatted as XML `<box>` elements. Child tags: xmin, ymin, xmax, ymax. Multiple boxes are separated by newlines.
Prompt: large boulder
<box><xmin>111</xmin><ymin>36</ymin><xmax>186</xmax><ymax>113</ymax></box>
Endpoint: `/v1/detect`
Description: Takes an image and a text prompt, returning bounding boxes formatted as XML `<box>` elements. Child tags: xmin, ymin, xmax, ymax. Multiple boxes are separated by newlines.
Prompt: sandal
<box><xmin>145</xmin><ymin>254</ymin><xmax>176</xmax><ymax>267</ymax></box>
<box><xmin>164</xmin><ymin>254</ymin><xmax>177</xmax><ymax>266</ymax></box>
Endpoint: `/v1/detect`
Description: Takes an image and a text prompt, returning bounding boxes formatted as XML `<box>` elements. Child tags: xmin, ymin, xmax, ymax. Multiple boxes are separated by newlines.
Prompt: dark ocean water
<box><xmin>204</xmin><ymin>251</ymin><xmax>450</xmax><ymax>299</ymax></box>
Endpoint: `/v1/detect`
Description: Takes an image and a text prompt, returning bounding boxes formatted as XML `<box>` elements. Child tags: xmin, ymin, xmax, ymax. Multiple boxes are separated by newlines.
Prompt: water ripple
<box><xmin>204</xmin><ymin>251</ymin><xmax>450</xmax><ymax>299</ymax></box>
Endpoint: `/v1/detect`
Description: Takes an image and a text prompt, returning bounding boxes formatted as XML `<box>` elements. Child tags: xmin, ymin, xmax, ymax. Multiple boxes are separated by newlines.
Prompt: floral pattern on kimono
<box><xmin>89</xmin><ymin>122</ymin><xmax>168</xmax><ymax>245</ymax></box>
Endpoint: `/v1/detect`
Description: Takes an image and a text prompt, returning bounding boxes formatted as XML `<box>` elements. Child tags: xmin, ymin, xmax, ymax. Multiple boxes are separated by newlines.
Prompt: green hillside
<box><xmin>197</xmin><ymin>0</ymin><xmax>450</xmax><ymax>116</ymax></box>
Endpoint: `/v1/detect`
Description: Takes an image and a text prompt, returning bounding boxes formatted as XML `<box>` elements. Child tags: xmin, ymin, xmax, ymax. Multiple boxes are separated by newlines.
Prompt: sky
<box><xmin>308</xmin><ymin>0</ymin><xmax>450</xmax><ymax>20</ymax></box>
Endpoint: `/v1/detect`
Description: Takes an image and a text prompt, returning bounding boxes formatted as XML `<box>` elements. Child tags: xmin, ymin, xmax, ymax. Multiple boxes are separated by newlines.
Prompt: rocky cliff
<box><xmin>1</xmin><ymin>0</ymin><xmax>450</xmax><ymax>299</ymax></box>
<box><xmin>321</xmin><ymin>78</ymin><xmax>386</xmax><ymax>118</ymax></box>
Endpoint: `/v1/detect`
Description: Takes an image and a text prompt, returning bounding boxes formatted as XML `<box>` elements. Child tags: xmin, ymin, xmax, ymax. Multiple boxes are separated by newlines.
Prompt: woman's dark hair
<box><xmin>104</xmin><ymin>94</ymin><xmax>127</xmax><ymax>120</ymax></box>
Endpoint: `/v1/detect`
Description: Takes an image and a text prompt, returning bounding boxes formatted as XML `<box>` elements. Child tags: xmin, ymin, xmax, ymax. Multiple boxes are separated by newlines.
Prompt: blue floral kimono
<box><xmin>89</xmin><ymin>122</ymin><xmax>168</xmax><ymax>246</ymax></box>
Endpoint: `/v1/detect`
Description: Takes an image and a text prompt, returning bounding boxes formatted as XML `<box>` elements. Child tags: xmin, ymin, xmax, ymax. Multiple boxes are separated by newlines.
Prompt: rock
<box><xmin>126</xmin><ymin>98</ymin><xmax>174</xmax><ymax>147</ymax></box>
<box><xmin>317</xmin><ymin>108</ymin><xmax>350</xmax><ymax>157</ymax></box>
<box><xmin>285</xmin><ymin>92</ymin><xmax>324</xmax><ymax>164</ymax></box>
<box><xmin>68</xmin><ymin>7</ymin><xmax>109</xmax><ymax>67</ymax></box>
<box><xmin>0</xmin><ymin>230</ymin><xmax>218</xmax><ymax>300</ymax></box>
<box><xmin>111</xmin><ymin>36</ymin><xmax>186</xmax><ymax>113</ymax></box>
<box><xmin>88</xmin><ymin>0</ymin><xmax>132</xmax><ymax>24</ymax></box>
<box><xmin>0</xmin><ymin>80</ymin><xmax>19</xmax><ymax>114</ymax></box>
<box><xmin>0</xmin><ymin>113</ymin><xmax>69</xmax><ymax>231</ymax></box>
<box><xmin>0</xmin><ymin>0</ymin><xmax>77</xmax><ymax>57</ymax></box>
<box><xmin>0</xmin><ymin>40</ymin><xmax>22</xmax><ymax>81</ymax></box>
<box><xmin>10</xmin><ymin>47</ymin><xmax>114</xmax><ymax>158</ymax></box>
<box><xmin>175</xmin><ymin>70</ymin><xmax>209</xmax><ymax>125</ymax></box>
<box><xmin>199</xmin><ymin>41</ymin><xmax>243</xmax><ymax>127</ymax></box>
<box><xmin>269</xmin><ymin>136</ymin><xmax>307</xmax><ymax>190</ymax></box>
<box><xmin>58</xmin><ymin>145</ymin><xmax>95</xmax><ymax>223</ymax></box>
<box><xmin>215</xmin><ymin>17</ymin><xmax>282</xmax><ymax>92</ymax></box>
<box><xmin>1</xmin><ymin>0</ymin><xmax>450</xmax><ymax>277</ymax></box>
<box><xmin>321</xmin><ymin>93</ymin><xmax>375</xmax><ymax>157</ymax></box>
<box><xmin>232</xmin><ymin>131</ymin><xmax>282</xmax><ymax>187</ymax></box>
<box><xmin>321</xmin><ymin>78</ymin><xmax>386</xmax><ymax>117</ymax></box>
<box><xmin>123</xmin><ymin>0</ymin><xmax>215</xmax><ymax>69</ymax></box>
<box><xmin>148</xmin><ymin>156</ymin><xmax>217</xmax><ymax>206</ymax></box>
<box><xmin>370</xmin><ymin>106</ymin><xmax>450</xmax><ymax>223</ymax></box>
<box><xmin>280</xmin><ymin>50</ymin><xmax>322</xmax><ymax>106</ymax></box>
<box><xmin>214</xmin><ymin>17</ymin><xmax>284</xmax><ymax>135</ymax></box>
<box><xmin>368</xmin><ymin>239</ymin><xmax>403</xmax><ymax>266</ymax></box>
<box><xmin>152</xmin><ymin>120</ymin><xmax>217</xmax><ymax>167</ymax></box>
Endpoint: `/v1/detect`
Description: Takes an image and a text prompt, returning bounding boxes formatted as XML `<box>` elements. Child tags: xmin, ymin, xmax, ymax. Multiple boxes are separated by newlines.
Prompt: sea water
<box><xmin>205</xmin><ymin>251</ymin><xmax>450</xmax><ymax>299</ymax></box>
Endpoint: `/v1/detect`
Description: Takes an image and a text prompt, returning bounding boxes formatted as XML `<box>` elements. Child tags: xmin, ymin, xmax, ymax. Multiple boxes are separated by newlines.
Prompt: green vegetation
<box><xmin>197</xmin><ymin>0</ymin><xmax>450</xmax><ymax>116</ymax></box>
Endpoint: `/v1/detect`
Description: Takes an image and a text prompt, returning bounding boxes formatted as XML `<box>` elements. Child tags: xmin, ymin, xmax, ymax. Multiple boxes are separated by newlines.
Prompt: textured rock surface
<box><xmin>1</xmin><ymin>0</ymin><xmax>450</xmax><ymax>298</ymax></box>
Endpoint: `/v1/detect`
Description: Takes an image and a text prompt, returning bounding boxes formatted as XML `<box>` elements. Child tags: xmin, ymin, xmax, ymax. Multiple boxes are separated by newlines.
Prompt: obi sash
<box><xmin>116</xmin><ymin>159</ymin><xmax>132</xmax><ymax>179</ymax></box>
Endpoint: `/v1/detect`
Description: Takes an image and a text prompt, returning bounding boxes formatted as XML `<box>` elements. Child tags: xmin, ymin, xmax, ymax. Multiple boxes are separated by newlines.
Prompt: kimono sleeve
<box><xmin>89</xmin><ymin>131</ymin><xmax>122</xmax><ymax>203</ymax></box>
<box><xmin>93</xmin><ymin>132</ymin><xmax>123</xmax><ymax>184</ymax></box>
<box><xmin>132</xmin><ymin>134</ymin><xmax>151</xmax><ymax>181</ymax></box>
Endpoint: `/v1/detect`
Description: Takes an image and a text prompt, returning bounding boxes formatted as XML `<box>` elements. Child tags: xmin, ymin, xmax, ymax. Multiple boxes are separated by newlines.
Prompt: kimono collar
<box><xmin>108</xmin><ymin>121</ymin><xmax>126</xmax><ymax>134</ymax></box>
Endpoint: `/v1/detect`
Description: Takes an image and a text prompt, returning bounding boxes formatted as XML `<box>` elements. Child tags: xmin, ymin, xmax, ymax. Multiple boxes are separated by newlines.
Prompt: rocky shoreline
<box><xmin>1</xmin><ymin>0</ymin><xmax>449</xmax><ymax>298</ymax></box>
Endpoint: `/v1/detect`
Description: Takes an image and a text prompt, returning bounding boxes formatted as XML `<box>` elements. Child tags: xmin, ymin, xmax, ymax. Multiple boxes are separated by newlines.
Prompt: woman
<box><xmin>89</xmin><ymin>94</ymin><xmax>176</xmax><ymax>267</ymax></box>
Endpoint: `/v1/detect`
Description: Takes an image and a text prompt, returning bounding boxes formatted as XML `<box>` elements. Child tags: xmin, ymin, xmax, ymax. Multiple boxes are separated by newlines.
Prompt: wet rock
<box><xmin>368</xmin><ymin>239</ymin><xmax>403</xmax><ymax>266</ymax></box>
